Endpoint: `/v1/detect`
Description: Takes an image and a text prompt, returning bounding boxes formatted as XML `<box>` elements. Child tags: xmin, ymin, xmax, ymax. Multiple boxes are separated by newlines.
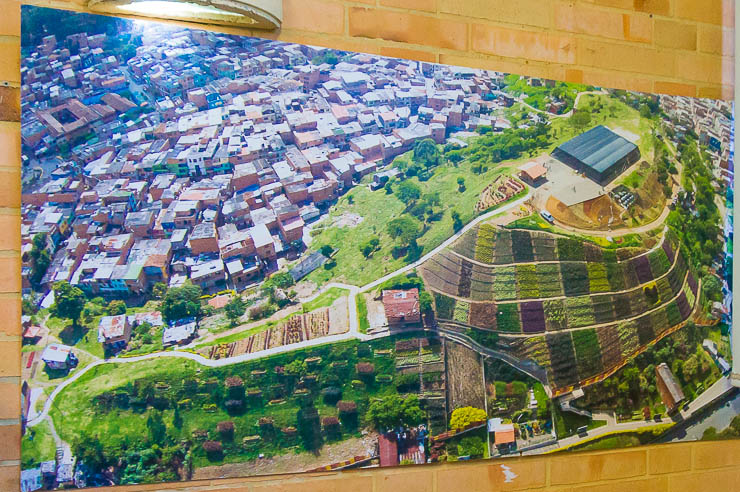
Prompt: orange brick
<box><xmin>0</xmin><ymin>255</ymin><xmax>20</xmax><ymax>293</ymax></box>
<box><xmin>550</xmin><ymin>450</ymin><xmax>646</xmax><ymax>485</ymax></box>
<box><xmin>0</xmin><ymin>87</ymin><xmax>20</xmax><ymax>122</ymax></box>
<box><xmin>437</xmin><ymin>460</ymin><xmax>546</xmax><ymax>491</ymax></box>
<box><xmin>675</xmin><ymin>0</ymin><xmax>734</xmax><ymax>26</ymax></box>
<box><xmin>0</xmin><ymin>340</ymin><xmax>20</xmax><ymax>377</ymax></box>
<box><xmin>0</xmin><ymin>124</ymin><xmax>20</xmax><ymax>167</ymax></box>
<box><xmin>694</xmin><ymin>440</ymin><xmax>740</xmax><ymax>470</ymax></box>
<box><xmin>554</xmin><ymin>3</ymin><xmax>651</xmax><ymax>43</ymax></box>
<box><xmin>578</xmin><ymin>39</ymin><xmax>675</xmax><ymax>77</ymax></box>
<box><xmin>574</xmin><ymin>476</ymin><xmax>668</xmax><ymax>492</ymax></box>
<box><xmin>0</xmin><ymin>296</ymin><xmax>20</xmax><ymax>337</ymax></box>
<box><xmin>0</xmin><ymin>214</ymin><xmax>19</xmax><ymax>251</ymax></box>
<box><xmin>566</xmin><ymin>68</ymin><xmax>584</xmax><ymax>84</ymax></box>
<box><xmin>439</xmin><ymin>0</ymin><xmax>550</xmax><ymax>29</ymax></box>
<box><xmin>472</xmin><ymin>24</ymin><xmax>576</xmax><ymax>64</ymax></box>
<box><xmin>0</xmin><ymin>0</ymin><xmax>20</xmax><ymax>36</ymax></box>
<box><xmin>0</xmin><ymin>424</ymin><xmax>20</xmax><ymax>460</ymax></box>
<box><xmin>0</xmin><ymin>169</ymin><xmax>19</xmax><ymax>208</ymax></box>
<box><xmin>380</xmin><ymin>0</ymin><xmax>436</xmax><ymax>13</ymax></box>
<box><xmin>376</xmin><ymin>469</ymin><xmax>432</xmax><ymax>492</ymax></box>
<box><xmin>252</xmin><ymin>475</ymin><xmax>372</xmax><ymax>492</ymax></box>
<box><xmin>698</xmin><ymin>25</ymin><xmax>734</xmax><ymax>57</ymax></box>
<box><xmin>676</xmin><ymin>53</ymin><xmax>733</xmax><ymax>84</ymax></box>
<box><xmin>379</xmin><ymin>46</ymin><xmax>436</xmax><ymax>63</ymax></box>
<box><xmin>349</xmin><ymin>8</ymin><xmax>467</xmax><ymax>50</ymax></box>
<box><xmin>633</xmin><ymin>0</ymin><xmax>671</xmax><ymax>15</ymax></box>
<box><xmin>668</xmin><ymin>468</ymin><xmax>740</xmax><ymax>492</ymax></box>
<box><xmin>654</xmin><ymin>81</ymin><xmax>697</xmax><ymax>96</ymax></box>
<box><xmin>0</xmin><ymin>381</ymin><xmax>19</xmax><ymax>419</ymax></box>
<box><xmin>282</xmin><ymin>0</ymin><xmax>344</xmax><ymax>35</ymax></box>
<box><xmin>649</xmin><ymin>444</ymin><xmax>692</xmax><ymax>475</ymax></box>
<box><xmin>0</xmin><ymin>464</ymin><xmax>19</xmax><ymax>492</ymax></box>
<box><xmin>655</xmin><ymin>19</ymin><xmax>697</xmax><ymax>50</ymax></box>
<box><xmin>697</xmin><ymin>85</ymin><xmax>734</xmax><ymax>99</ymax></box>
<box><xmin>581</xmin><ymin>69</ymin><xmax>654</xmax><ymax>93</ymax></box>
<box><xmin>438</xmin><ymin>53</ymin><xmax>555</xmax><ymax>80</ymax></box>
<box><xmin>0</xmin><ymin>39</ymin><xmax>19</xmax><ymax>84</ymax></box>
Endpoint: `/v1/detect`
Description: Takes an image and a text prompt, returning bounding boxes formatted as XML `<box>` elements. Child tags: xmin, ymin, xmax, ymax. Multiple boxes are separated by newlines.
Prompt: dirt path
<box><xmin>192</xmin><ymin>433</ymin><xmax>377</xmax><ymax>480</ymax></box>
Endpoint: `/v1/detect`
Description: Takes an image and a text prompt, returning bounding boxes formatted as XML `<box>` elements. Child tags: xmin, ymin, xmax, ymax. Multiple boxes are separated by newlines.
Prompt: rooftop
<box><xmin>554</xmin><ymin>125</ymin><xmax>638</xmax><ymax>174</ymax></box>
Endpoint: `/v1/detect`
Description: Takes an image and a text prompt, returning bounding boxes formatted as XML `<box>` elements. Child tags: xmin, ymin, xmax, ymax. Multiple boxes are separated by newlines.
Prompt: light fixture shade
<box><xmin>87</xmin><ymin>0</ymin><xmax>282</xmax><ymax>29</ymax></box>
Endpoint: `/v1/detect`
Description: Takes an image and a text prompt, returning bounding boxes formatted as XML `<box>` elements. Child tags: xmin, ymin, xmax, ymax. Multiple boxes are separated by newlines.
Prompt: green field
<box><xmin>304</xmin><ymin>154</ymin><xmax>516</xmax><ymax>287</ymax></box>
<box><xmin>21</xmin><ymin>419</ymin><xmax>56</xmax><ymax>467</ymax></box>
<box><xmin>302</xmin><ymin>287</ymin><xmax>349</xmax><ymax>313</ymax></box>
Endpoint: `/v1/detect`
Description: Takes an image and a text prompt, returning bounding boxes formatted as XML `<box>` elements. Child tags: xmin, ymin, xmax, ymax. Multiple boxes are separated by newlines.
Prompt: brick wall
<box><xmin>0</xmin><ymin>0</ymin><xmax>737</xmax><ymax>491</ymax></box>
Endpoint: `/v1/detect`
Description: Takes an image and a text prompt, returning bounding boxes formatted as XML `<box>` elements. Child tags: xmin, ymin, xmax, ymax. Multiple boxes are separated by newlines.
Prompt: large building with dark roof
<box><xmin>552</xmin><ymin>125</ymin><xmax>641</xmax><ymax>185</ymax></box>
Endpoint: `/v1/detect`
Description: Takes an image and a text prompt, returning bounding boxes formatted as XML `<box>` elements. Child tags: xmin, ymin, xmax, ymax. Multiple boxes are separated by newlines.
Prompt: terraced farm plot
<box><xmin>492</xmin><ymin>266</ymin><xmax>517</xmax><ymax>301</ymax></box>
<box><xmin>635</xmin><ymin>315</ymin><xmax>655</xmax><ymax>345</ymax></box>
<box><xmin>587</xmin><ymin>263</ymin><xmax>610</xmax><ymax>293</ymax></box>
<box><xmin>656</xmin><ymin>277</ymin><xmax>673</xmax><ymax>304</ymax></box>
<box><xmin>452</xmin><ymin>225</ymin><xmax>479</xmax><ymax>259</ymax></box>
<box><xmin>561</xmin><ymin>263</ymin><xmax>590</xmax><ymax>296</ymax></box>
<box><xmin>572</xmin><ymin>329</ymin><xmax>604</xmax><ymax>378</ymax></box>
<box><xmin>687</xmin><ymin>271</ymin><xmax>698</xmax><ymax>295</ymax></box>
<box><xmin>434</xmin><ymin>292</ymin><xmax>456</xmax><ymax>319</ymax></box>
<box><xmin>616</xmin><ymin>247</ymin><xmax>648</xmax><ymax>261</ymax></box>
<box><xmin>459</xmin><ymin>259</ymin><xmax>473</xmax><ymax>298</ymax></box>
<box><xmin>557</xmin><ymin>237</ymin><xmax>585</xmax><ymax>261</ymax></box>
<box><xmin>516</xmin><ymin>336</ymin><xmax>550</xmax><ymax>369</ymax></box>
<box><xmin>650</xmin><ymin>307</ymin><xmax>670</xmax><ymax>336</ymax></box>
<box><xmin>469</xmin><ymin>302</ymin><xmax>498</xmax><ymax>330</ymax></box>
<box><xmin>546</xmin><ymin>333</ymin><xmax>579</xmax><ymax>388</ymax></box>
<box><xmin>632</xmin><ymin>255</ymin><xmax>653</xmax><ymax>284</ymax></box>
<box><xmin>621</xmin><ymin>262</ymin><xmax>640</xmax><ymax>289</ymax></box>
<box><xmin>611</xmin><ymin>293</ymin><xmax>632</xmax><ymax>320</ymax></box>
<box><xmin>682</xmin><ymin>282</ymin><xmax>696</xmax><ymax>309</ymax></box>
<box><xmin>515</xmin><ymin>264</ymin><xmax>539</xmax><ymax>299</ymax></box>
<box><xmin>496</xmin><ymin>303</ymin><xmax>522</xmax><ymax>333</ymax></box>
<box><xmin>665</xmin><ymin>300</ymin><xmax>682</xmax><ymax>326</ymax></box>
<box><xmin>536</xmin><ymin>264</ymin><xmax>563</xmax><ymax>297</ymax></box>
<box><xmin>662</xmin><ymin>239</ymin><xmax>675</xmax><ymax>264</ymax></box>
<box><xmin>648</xmin><ymin>248</ymin><xmax>671</xmax><ymax>278</ymax></box>
<box><xmin>565</xmin><ymin>297</ymin><xmax>596</xmax><ymax>328</ymax></box>
<box><xmin>453</xmin><ymin>300</ymin><xmax>470</xmax><ymax>324</ymax></box>
<box><xmin>471</xmin><ymin>265</ymin><xmax>495</xmax><ymax>301</ymax></box>
<box><xmin>618</xmin><ymin>321</ymin><xmax>640</xmax><ymax>357</ymax></box>
<box><xmin>494</xmin><ymin>230</ymin><xmax>514</xmax><ymax>264</ymax></box>
<box><xmin>544</xmin><ymin>299</ymin><xmax>567</xmax><ymax>331</ymax></box>
<box><xmin>676</xmin><ymin>291</ymin><xmax>692</xmax><ymax>319</ymax></box>
<box><xmin>511</xmin><ymin>230</ymin><xmax>534</xmax><ymax>262</ymax></box>
<box><xmin>584</xmin><ymin>243</ymin><xmax>603</xmax><ymax>262</ymax></box>
<box><xmin>520</xmin><ymin>301</ymin><xmax>546</xmax><ymax>334</ymax></box>
<box><xmin>605</xmin><ymin>262</ymin><xmax>626</xmax><ymax>291</ymax></box>
<box><xmin>421</xmin><ymin>253</ymin><xmax>462</xmax><ymax>296</ymax></box>
<box><xmin>474</xmin><ymin>224</ymin><xmax>496</xmax><ymax>263</ymax></box>
<box><xmin>596</xmin><ymin>325</ymin><xmax>623</xmax><ymax>370</ymax></box>
<box><xmin>532</xmin><ymin>234</ymin><xmax>557</xmax><ymax>261</ymax></box>
<box><xmin>591</xmin><ymin>295</ymin><xmax>616</xmax><ymax>324</ymax></box>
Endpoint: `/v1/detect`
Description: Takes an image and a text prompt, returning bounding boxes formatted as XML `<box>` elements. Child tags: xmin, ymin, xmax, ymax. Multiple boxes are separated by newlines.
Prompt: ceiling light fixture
<box><xmin>87</xmin><ymin>0</ymin><xmax>282</xmax><ymax>29</ymax></box>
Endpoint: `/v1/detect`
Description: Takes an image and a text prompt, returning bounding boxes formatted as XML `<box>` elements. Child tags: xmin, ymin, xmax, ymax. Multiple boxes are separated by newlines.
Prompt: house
<box><xmin>382</xmin><ymin>288</ymin><xmax>421</xmax><ymax>325</ymax></box>
<box><xmin>519</xmin><ymin>162</ymin><xmax>547</xmax><ymax>186</ymax></box>
<box><xmin>163</xmin><ymin>320</ymin><xmax>198</xmax><ymax>346</ymax></box>
<box><xmin>97</xmin><ymin>314</ymin><xmax>132</xmax><ymax>353</ymax></box>
<box><xmin>655</xmin><ymin>362</ymin><xmax>685</xmax><ymax>413</ymax></box>
<box><xmin>488</xmin><ymin>418</ymin><xmax>516</xmax><ymax>453</ymax></box>
<box><xmin>40</xmin><ymin>344</ymin><xmax>77</xmax><ymax>371</ymax></box>
<box><xmin>20</xmin><ymin>468</ymin><xmax>42</xmax><ymax>492</ymax></box>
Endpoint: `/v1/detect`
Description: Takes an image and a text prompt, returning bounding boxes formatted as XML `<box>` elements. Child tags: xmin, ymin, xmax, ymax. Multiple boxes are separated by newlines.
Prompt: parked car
<box><xmin>540</xmin><ymin>210</ymin><xmax>555</xmax><ymax>224</ymax></box>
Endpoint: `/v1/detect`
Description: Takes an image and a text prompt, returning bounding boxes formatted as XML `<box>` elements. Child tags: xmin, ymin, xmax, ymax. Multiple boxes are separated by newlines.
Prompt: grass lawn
<box><xmin>356</xmin><ymin>293</ymin><xmax>369</xmax><ymax>334</ymax></box>
<box><xmin>304</xmin><ymin>156</ymin><xmax>516</xmax><ymax>287</ymax></box>
<box><xmin>302</xmin><ymin>287</ymin><xmax>349</xmax><ymax>313</ymax></box>
<box><xmin>553</xmin><ymin>405</ymin><xmax>607</xmax><ymax>438</ymax></box>
<box><xmin>565</xmin><ymin>424</ymin><xmax>674</xmax><ymax>452</ymax></box>
<box><xmin>21</xmin><ymin>419</ymin><xmax>56</xmax><ymax>468</ymax></box>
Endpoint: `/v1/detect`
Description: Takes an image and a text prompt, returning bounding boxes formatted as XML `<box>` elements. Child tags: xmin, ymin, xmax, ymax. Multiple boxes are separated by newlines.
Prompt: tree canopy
<box><xmin>224</xmin><ymin>296</ymin><xmax>247</xmax><ymax>326</ymax></box>
<box><xmin>365</xmin><ymin>394</ymin><xmax>425</xmax><ymax>431</ymax></box>
<box><xmin>52</xmin><ymin>281</ymin><xmax>86</xmax><ymax>326</ymax></box>
<box><xmin>386</xmin><ymin>216</ymin><xmax>421</xmax><ymax>246</ymax></box>
<box><xmin>160</xmin><ymin>282</ymin><xmax>202</xmax><ymax>323</ymax></box>
<box><xmin>449</xmin><ymin>406</ymin><xmax>487</xmax><ymax>431</ymax></box>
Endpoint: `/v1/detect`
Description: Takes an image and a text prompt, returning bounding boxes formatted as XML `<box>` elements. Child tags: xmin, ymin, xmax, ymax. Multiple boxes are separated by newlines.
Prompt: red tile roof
<box><xmin>382</xmin><ymin>288</ymin><xmax>420</xmax><ymax>319</ymax></box>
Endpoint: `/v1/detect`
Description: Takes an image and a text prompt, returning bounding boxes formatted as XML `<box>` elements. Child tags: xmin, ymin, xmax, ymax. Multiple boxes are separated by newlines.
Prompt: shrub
<box><xmin>322</xmin><ymin>386</ymin><xmax>342</xmax><ymax>405</ymax></box>
<box><xmin>217</xmin><ymin>421</ymin><xmax>235</xmax><ymax>439</ymax></box>
<box><xmin>202</xmin><ymin>440</ymin><xmax>223</xmax><ymax>459</ymax></box>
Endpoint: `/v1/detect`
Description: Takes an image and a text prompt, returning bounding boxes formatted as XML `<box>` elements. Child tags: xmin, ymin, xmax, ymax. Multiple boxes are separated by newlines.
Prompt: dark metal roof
<box><xmin>555</xmin><ymin>125</ymin><xmax>638</xmax><ymax>173</ymax></box>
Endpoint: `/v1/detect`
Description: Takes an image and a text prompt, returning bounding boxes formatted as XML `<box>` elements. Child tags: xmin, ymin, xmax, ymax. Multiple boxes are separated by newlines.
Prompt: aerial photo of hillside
<box><xmin>18</xmin><ymin>6</ymin><xmax>734</xmax><ymax>490</ymax></box>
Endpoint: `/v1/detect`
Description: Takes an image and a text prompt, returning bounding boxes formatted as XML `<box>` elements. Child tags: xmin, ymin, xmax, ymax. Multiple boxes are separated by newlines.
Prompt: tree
<box><xmin>147</xmin><ymin>410</ymin><xmax>167</xmax><ymax>444</ymax></box>
<box><xmin>457</xmin><ymin>177</ymin><xmax>466</xmax><ymax>191</ymax></box>
<box><xmin>449</xmin><ymin>406</ymin><xmax>487</xmax><ymax>431</ymax></box>
<box><xmin>396</xmin><ymin>181</ymin><xmax>421</xmax><ymax>204</ymax></box>
<box><xmin>160</xmin><ymin>282</ymin><xmax>202</xmax><ymax>323</ymax></box>
<box><xmin>457</xmin><ymin>436</ymin><xmax>485</xmax><ymax>457</ymax></box>
<box><xmin>270</xmin><ymin>271</ymin><xmax>295</xmax><ymax>289</ymax></box>
<box><xmin>52</xmin><ymin>282</ymin><xmax>86</xmax><ymax>327</ymax></box>
<box><xmin>296</xmin><ymin>400</ymin><xmax>322</xmax><ymax>451</ymax></box>
<box><xmin>108</xmin><ymin>300</ymin><xmax>127</xmax><ymax>316</ymax></box>
<box><xmin>173</xmin><ymin>405</ymin><xmax>183</xmax><ymax>429</ymax></box>
<box><xmin>419</xmin><ymin>291</ymin><xmax>433</xmax><ymax>312</ymax></box>
<box><xmin>224</xmin><ymin>297</ymin><xmax>247</xmax><ymax>326</ymax></box>
<box><xmin>570</xmin><ymin>109</ymin><xmax>591</xmax><ymax>131</ymax></box>
<box><xmin>412</xmin><ymin>138</ymin><xmax>441</xmax><ymax>168</ymax></box>
<box><xmin>366</xmin><ymin>394</ymin><xmax>425</xmax><ymax>431</ymax></box>
<box><xmin>284</xmin><ymin>359</ymin><xmax>307</xmax><ymax>378</ymax></box>
<box><xmin>360</xmin><ymin>237</ymin><xmax>380</xmax><ymax>258</ymax></box>
<box><xmin>29</xmin><ymin>233</ymin><xmax>51</xmax><ymax>288</ymax></box>
<box><xmin>320</xmin><ymin>245</ymin><xmax>334</xmax><ymax>257</ymax></box>
<box><xmin>451</xmin><ymin>210</ymin><xmax>463</xmax><ymax>232</ymax></box>
<box><xmin>152</xmin><ymin>282</ymin><xmax>167</xmax><ymax>299</ymax></box>
<box><xmin>386</xmin><ymin>216</ymin><xmax>421</xmax><ymax>247</ymax></box>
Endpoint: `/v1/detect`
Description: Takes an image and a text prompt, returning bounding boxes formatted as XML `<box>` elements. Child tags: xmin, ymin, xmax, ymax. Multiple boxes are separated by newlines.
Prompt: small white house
<box><xmin>40</xmin><ymin>344</ymin><xmax>77</xmax><ymax>371</ymax></box>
